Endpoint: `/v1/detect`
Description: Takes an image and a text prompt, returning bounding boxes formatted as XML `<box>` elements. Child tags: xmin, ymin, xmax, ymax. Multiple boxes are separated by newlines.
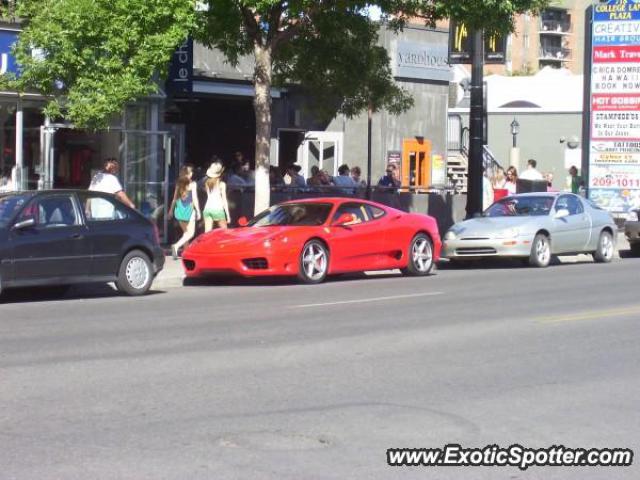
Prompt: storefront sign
<box><xmin>166</xmin><ymin>38</ymin><xmax>193</xmax><ymax>94</ymax></box>
<box><xmin>394</xmin><ymin>41</ymin><xmax>452</xmax><ymax>82</ymax></box>
<box><xmin>589</xmin><ymin>0</ymin><xmax>640</xmax><ymax>213</ymax></box>
<box><xmin>448</xmin><ymin>21</ymin><xmax>507</xmax><ymax>65</ymax></box>
<box><xmin>0</xmin><ymin>29</ymin><xmax>19</xmax><ymax>76</ymax></box>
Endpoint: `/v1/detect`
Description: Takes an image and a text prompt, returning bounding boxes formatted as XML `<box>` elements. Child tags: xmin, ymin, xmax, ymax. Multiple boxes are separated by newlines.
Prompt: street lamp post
<box><xmin>510</xmin><ymin>118</ymin><xmax>520</xmax><ymax>148</ymax></box>
<box><xmin>509</xmin><ymin>118</ymin><xmax>520</xmax><ymax>171</ymax></box>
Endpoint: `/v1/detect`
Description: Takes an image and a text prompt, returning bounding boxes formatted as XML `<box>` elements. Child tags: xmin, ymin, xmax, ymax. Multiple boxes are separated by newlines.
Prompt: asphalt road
<box><xmin>1</xmin><ymin>254</ymin><xmax>640</xmax><ymax>480</ymax></box>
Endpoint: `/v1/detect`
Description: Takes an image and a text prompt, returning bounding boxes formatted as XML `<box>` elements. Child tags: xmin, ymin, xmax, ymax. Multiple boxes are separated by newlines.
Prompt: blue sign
<box><xmin>0</xmin><ymin>29</ymin><xmax>19</xmax><ymax>76</ymax></box>
<box><xmin>594</xmin><ymin>0</ymin><xmax>640</xmax><ymax>22</ymax></box>
<box><xmin>166</xmin><ymin>38</ymin><xmax>192</xmax><ymax>94</ymax></box>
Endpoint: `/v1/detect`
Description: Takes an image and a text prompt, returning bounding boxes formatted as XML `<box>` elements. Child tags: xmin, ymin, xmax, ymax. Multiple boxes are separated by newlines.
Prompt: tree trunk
<box><xmin>253</xmin><ymin>43</ymin><xmax>273</xmax><ymax>215</ymax></box>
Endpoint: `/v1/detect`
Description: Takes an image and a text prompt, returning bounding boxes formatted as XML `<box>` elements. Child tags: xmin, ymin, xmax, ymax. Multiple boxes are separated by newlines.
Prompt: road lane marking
<box><xmin>537</xmin><ymin>305</ymin><xmax>640</xmax><ymax>324</ymax></box>
<box><xmin>290</xmin><ymin>292</ymin><xmax>443</xmax><ymax>309</ymax></box>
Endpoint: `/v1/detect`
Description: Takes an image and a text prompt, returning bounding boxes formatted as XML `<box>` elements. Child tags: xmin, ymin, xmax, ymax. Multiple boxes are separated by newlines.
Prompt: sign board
<box><xmin>588</xmin><ymin>0</ymin><xmax>640</xmax><ymax>214</ymax></box>
<box><xmin>166</xmin><ymin>38</ymin><xmax>193</xmax><ymax>94</ymax></box>
<box><xmin>0</xmin><ymin>29</ymin><xmax>19</xmax><ymax>76</ymax></box>
<box><xmin>394</xmin><ymin>41</ymin><xmax>452</xmax><ymax>82</ymax></box>
<box><xmin>448</xmin><ymin>22</ymin><xmax>507</xmax><ymax>65</ymax></box>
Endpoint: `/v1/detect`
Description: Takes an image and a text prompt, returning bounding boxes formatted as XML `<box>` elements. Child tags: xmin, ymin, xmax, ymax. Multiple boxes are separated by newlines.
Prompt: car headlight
<box><xmin>627</xmin><ymin>211</ymin><xmax>639</xmax><ymax>222</ymax></box>
<box><xmin>496</xmin><ymin>227</ymin><xmax>519</xmax><ymax>239</ymax></box>
<box><xmin>444</xmin><ymin>231</ymin><xmax>457</xmax><ymax>241</ymax></box>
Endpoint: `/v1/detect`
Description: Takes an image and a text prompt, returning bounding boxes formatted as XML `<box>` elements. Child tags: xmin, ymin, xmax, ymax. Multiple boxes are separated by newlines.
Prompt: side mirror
<box><xmin>333</xmin><ymin>213</ymin><xmax>355</xmax><ymax>226</ymax></box>
<box><xmin>12</xmin><ymin>218</ymin><xmax>36</xmax><ymax>230</ymax></box>
<box><xmin>554</xmin><ymin>208</ymin><xmax>570</xmax><ymax>219</ymax></box>
<box><xmin>237</xmin><ymin>216</ymin><xmax>249</xmax><ymax>227</ymax></box>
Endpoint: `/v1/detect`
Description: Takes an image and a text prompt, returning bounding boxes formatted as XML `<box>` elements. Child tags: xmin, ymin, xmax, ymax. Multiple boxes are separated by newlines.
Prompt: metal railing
<box><xmin>540</xmin><ymin>19</ymin><xmax>572</xmax><ymax>34</ymax></box>
<box><xmin>539</xmin><ymin>46</ymin><xmax>572</xmax><ymax>60</ymax></box>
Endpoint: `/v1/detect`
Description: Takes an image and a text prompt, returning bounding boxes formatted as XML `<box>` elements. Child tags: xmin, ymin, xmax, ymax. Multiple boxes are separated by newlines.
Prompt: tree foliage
<box><xmin>6</xmin><ymin>0</ymin><xmax>195</xmax><ymax>128</ymax></box>
<box><xmin>4</xmin><ymin>0</ymin><xmax>548</xmax><ymax>129</ymax></box>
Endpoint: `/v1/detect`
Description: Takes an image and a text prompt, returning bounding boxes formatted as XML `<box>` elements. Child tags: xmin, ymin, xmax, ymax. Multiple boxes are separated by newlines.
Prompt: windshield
<box><xmin>248</xmin><ymin>203</ymin><xmax>333</xmax><ymax>227</ymax></box>
<box><xmin>0</xmin><ymin>194</ymin><xmax>29</xmax><ymax>227</ymax></box>
<box><xmin>485</xmin><ymin>196</ymin><xmax>554</xmax><ymax>217</ymax></box>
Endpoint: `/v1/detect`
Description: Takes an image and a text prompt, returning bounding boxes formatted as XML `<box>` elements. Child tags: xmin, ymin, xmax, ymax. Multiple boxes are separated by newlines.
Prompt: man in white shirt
<box><xmin>89</xmin><ymin>158</ymin><xmax>135</xmax><ymax>208</ymax></box>
<box><xmin>519</xmin><ymin>159</ymin><xmax>544</xmax><ymax>181</ymax></box>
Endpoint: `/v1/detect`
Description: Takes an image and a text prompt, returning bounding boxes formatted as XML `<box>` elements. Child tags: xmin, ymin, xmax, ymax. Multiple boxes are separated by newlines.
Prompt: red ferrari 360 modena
<box><xmin>182</xmin><ymin>198</ymin><xmax>441</xmax><ymax>284</ymax></box>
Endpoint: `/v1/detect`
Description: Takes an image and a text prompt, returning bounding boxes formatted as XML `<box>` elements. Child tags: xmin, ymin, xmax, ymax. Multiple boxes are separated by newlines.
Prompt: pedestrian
<box><xmin>203</xmin><ymin>162</ymin><xmax>230</xmax><ymax>232</ymax></box>
<box><xmin>519</xmin><ymin>159</ymin><xmax>544</xmax><ymax>181</ymax></box>
<box><xmin>285</xmin><ymin>163</ymin><xmax>306</xmax><ymax>188</ymax></box>
<box><xmin>567</xmin><ymin>165</ymin><xmax>582</xmax><ymax>194</ymax></box>
<box><xmin>0</xmin><ymin>166</ymin><xmax>13</xmax><ymax>192</ymax></box>
<box><xmin>225</xmin><ymin>162</ymin><xmax>247</xmax><ymax>187</ymax></box>
<box><xmin>483</xmin><ymin>167</ymin><xmax>494</xmax><ymax>211</ymax></box>
<box><xmin>350</xmin><ymin>166</ymin><xmax>367</xmax><ymax>189</ymax></box>
<box><xmin>88</xmin><ymin>158</ymin><xmax>135</xmax><ymax>208</ymax></box>
<box><xmin>545</xmin><ymin>172</ymin><xmax>558</xmax><ymax>192</ymax></box>
<box><xmin>333</xmin><ymin>164</ymin><xmax>356</xmax><ymax>193</ymax></box>
<box><xmin>505</xmin><ymin>166</ymin><xmax>518</xmax><ymax>195</ymax></box>
<box><xmin>377</xmin><ymin>164</ymin><xmax>401</xmax><ymax>190</ymax></box>
<box><xmin>492</xmin><ymin>167</ymin><xmax>506</xmax><ymax>189</ymax></box>
<box><xmin>168</xmin><ymin>164</ymin><xmax>201</xmax><ymax>259</ymax></box>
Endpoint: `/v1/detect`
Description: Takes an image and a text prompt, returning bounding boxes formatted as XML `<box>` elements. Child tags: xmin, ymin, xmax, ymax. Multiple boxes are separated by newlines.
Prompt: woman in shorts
<box><xmin>203</xmin><ymin>162</ymin><xmax>230</xmax><ymax>232</ymax></box>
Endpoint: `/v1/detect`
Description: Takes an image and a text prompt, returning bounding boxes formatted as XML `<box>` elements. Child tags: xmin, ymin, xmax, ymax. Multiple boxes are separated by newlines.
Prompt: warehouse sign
<box><xmin>589</xmin><ymin>0</ymin><xmax>640</xmax><ymax>213</ymax></box>
<box><xmin>394</xmin><ymin>41</ymin><xmax>452</xmax><ymax>82</ymax></box>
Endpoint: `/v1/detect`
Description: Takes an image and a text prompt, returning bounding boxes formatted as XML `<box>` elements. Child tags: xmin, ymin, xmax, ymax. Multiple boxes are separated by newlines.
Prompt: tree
<box><xmin>6</xmin><ymin>0</ymin><xmax>547</xmax><ymax>214</ymax></box>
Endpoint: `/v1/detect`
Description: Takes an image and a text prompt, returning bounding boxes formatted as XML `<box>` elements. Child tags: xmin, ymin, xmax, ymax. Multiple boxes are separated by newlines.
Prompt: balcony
<box><xmin>539</xmin><ymin>19</ymin><xmax>572</xmax><ymax>35</ymax></box>
<box><xmin>538</xmin><ymin>46</ymin><xmax>572</xmax><ymax>62</ymax></box>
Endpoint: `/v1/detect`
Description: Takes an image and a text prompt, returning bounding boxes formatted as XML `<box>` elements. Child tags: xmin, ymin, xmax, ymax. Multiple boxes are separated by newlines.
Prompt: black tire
<box><xmin>401</xmin><ymin>233</ymin><xmax>434</xmax><ymax>276</ymax></box>
<box><xmin>529</xmin><ymin>233</ymin><xmax>551</xmax><ymax>268</ymax></box>
<box><xmin>593</xmin><ymin>230</ymin><xmax>614</xmax><ymax>263</ymax></box>
<box><xmin>116</xmin><ymin>250</ymin><xmax>154</xmax><ymax>296</ymax></box>
<box><xmin>631</xmin><ymin>243</ymin><xmax>640</xmax><ymax>257</ymax></box>
<box><xmin>298</xmin><ymin>240</ymin><xmax>329</xmax><ymax>284</ymax></box>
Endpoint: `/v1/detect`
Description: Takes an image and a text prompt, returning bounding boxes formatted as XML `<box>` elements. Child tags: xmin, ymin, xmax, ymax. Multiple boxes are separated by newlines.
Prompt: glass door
<box><xmin>123</xmin><ymin>131</ymin><xmax>172</xmax><ymax>243</ymax></box>
<box><xmin>301</xmin><ymin>131</ymin><xmax>343</xmax><ymax>178</ymax></box>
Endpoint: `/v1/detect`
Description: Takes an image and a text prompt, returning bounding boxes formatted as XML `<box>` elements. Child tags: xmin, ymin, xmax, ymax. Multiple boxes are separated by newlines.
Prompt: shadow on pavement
<box><xmin>0</xmin><ymin>284</ymin><xmax>164</xmax><ymax>304</ymax></box>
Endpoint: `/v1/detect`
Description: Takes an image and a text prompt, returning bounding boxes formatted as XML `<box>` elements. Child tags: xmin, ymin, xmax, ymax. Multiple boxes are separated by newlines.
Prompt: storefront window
<box><xmin>0</xmin><ymin>100</ymin><xmax>16</xmax><ymax>191</ymax></box>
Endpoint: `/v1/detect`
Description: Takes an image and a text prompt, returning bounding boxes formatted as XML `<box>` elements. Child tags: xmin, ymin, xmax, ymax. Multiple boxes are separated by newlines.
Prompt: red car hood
<box><xmin>186</xmin><ymin>226</ymin><xmax>299</xmax><ymax>254</ymax></box>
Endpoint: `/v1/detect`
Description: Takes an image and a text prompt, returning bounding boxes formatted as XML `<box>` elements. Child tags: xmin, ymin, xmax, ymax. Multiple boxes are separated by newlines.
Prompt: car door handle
<box><xmin>70</xmin><ymin>233</ymin><xmax>84</xmax><ymax>240</ymax></box>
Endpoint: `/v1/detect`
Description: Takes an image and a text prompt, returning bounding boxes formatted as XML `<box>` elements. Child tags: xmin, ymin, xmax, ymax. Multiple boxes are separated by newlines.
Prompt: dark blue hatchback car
<box><xmin>0</xmin><ymin>190</ymin><xmax>164</xmax><ymax>297</ymax></box>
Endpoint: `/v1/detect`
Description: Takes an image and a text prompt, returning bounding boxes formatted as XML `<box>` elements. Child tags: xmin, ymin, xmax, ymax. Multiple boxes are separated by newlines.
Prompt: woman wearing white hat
<box><xmin>203</xmin><ymin>162</ymin><xmax>230</xmax><ymax>232</ymax></box>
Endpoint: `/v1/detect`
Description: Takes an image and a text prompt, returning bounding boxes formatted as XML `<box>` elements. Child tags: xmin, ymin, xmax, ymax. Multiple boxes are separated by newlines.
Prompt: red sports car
<box><xmin>182</xmin><ymin>198</ymin><xmax>441</xmax><ymax>284</ymax></box>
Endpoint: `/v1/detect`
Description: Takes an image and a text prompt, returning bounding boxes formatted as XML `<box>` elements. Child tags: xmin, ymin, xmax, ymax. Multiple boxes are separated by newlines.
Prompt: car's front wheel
<box><xmin>593</xmin><ymin>230</ymin><xmax>614</xmax><ymax>263</ymax></box>
<box><xmin>298</xmin><ymin>240</ymin><xmax>329</xmax><ymax>284</ymax></box>
<box><xmin>116</xmin><ymin>250</ymin><xmax>154</xmax><ymax>295</ymax></box>
<box><xmin>529</xmin><ymin>233</ymin><xmax>551</xmax><ymax>268</ymax></box>
<box><xmin>402</xmin><ymin>233</ymin><xmax>434</xmax><ymax>276</ymax></box>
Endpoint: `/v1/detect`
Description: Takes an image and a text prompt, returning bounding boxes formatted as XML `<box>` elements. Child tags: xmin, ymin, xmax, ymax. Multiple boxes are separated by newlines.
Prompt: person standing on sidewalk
<box><xmin>203</xmin><ymin>162</ymin><xmax>230</xmax><ymax>232</ymax></box>
<box><xmin>89</xmin><ymin>158</ymin><xmax>135</xmax><ymax>208</ymax></box>
<box><xmin>168</xmin><ymin>164</ymin><xmax>201</xmax><ymax>259</ymax></box>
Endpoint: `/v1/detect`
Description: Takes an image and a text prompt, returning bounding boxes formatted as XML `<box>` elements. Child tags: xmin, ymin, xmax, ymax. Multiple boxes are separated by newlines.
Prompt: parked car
<box><xmin>442</xmin><ymin>193</ymin><xmax>617</xmax><ymax>267</ymax></box>
<box><xmin>625</xmin><ymin>208</ymin><xmax>640</xmax><ymax>255</ymax></box>
<box><xmin>0</xmin><ymin>190</ymin><xmax>164</xmax><ymax>298</ymax></box>
<box><xmin>182</xmin><ymin>198</ymin><xmax>441</xmax><ymax>283</ymax></box>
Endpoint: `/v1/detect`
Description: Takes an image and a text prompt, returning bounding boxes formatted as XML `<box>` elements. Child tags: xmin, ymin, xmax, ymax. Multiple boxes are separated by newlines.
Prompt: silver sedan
<box><xmin>442</xmin><ymin>193</ymin><xmax>617</xmax><ymax>267</ymax></box>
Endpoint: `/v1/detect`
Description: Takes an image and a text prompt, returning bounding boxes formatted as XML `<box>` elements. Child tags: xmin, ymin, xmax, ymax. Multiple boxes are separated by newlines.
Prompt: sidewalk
<box><xmin>152</xmin><ymin>234</ymin><xmax>632</xmax><ymax>290</ymax></box>
<box><xmin>153</xmin><ymin>255</ymin><xmax>186</xmax><ymax>290</ymax></box>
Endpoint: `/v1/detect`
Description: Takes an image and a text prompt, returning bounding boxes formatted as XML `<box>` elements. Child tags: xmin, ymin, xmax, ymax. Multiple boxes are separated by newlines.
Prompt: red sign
<box><xmin>592</xmin><ymin>93</ymin><xmax>640</xmax><ymax>110</ymax></box>
<box><xmin>593</xmin><ymin>45</ymin><xmax>640</xmax><ymax>63</ymax></box>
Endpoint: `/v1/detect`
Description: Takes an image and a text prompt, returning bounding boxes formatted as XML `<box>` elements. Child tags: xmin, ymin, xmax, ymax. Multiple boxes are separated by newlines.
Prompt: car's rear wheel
<box><xmin>529</xmin><ymin>233</ymin><xmax>551</xmax><ymax>268</ymax></box>
<box><xmin>116</xmin><ymin>250</ymin><xmax>153</xmax><ymax>295</ymax></box>
<box><xmin>298</xmin><ymin>240</ymin><xmax>329</xmax><ymax>284</ymax></box>
<box><xmin>402</xmin><ymin>233</ymin><xmax>434</xmax><ymax>276</ymax></box>
<box><xmin>593</xmin><ymin>230</ymin><xmax>614</xmax><ymax>263</ymax></box>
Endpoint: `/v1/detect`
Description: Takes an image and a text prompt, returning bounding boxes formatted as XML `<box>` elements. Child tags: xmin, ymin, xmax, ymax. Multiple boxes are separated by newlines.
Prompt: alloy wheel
<box><xmin>302</xmin><ymin>243</ymin><xmax>328</xmax><ymax>281</ymax></box>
